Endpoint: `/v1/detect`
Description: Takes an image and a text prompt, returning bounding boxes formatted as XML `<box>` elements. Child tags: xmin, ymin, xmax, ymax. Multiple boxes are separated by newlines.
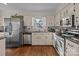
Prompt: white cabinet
<box><xmin>65</xmin><ymin>39</ymin><xmax>79</xmax><ymax>56</ymax></box>
<box><xmin>0</xmin><ymin>16</ymin><xmax>4</xmax><ymax>26</ymax></box>
<box><xmin>46</xmin><ymin>16</ymin><xmax>54</xmax><ymax>26</ymax></box>
<box><xmin>54</xmin><ymin>4</ymin><xmax>74</xmax><ymax>27</ymax></box>
<box><xmin>24</xmin><ymin>34</ymin><xmax>32</xmax><ymax>44</ymax></box>
<box><xmin>0</xmin><ymin>39</ymin><xmax>5</xmax><ymax>56</ymax></box>
<box><xmin>32</xmin><ymin>32</ymin><xmax>53</xmax><ymax>45</ymax></box>
<box><xmin>54</xmin><ymin>14</ymin><xmax>60</xmax><ymax>26</ymax></box>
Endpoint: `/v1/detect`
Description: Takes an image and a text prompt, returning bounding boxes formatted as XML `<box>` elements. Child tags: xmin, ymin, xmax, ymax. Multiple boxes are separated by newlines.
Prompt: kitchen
<box><xmin>0</xmin><ymin>3</ymin><xmax>79</xmax><ymax>56</ymax></box>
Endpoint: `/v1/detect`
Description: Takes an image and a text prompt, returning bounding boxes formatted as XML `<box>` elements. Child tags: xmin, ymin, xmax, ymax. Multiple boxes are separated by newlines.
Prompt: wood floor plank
<box><xmin>6</xmin><ymin>45</ymin><xmax>58</xmax><ymax>56</ymax></box>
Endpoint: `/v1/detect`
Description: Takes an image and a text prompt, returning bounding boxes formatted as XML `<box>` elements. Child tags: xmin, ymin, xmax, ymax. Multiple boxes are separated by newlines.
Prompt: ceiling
<box><xmin>0</xmin><ymin>3</ymin><xmax>67</xmax><ymax>15</ymax></box>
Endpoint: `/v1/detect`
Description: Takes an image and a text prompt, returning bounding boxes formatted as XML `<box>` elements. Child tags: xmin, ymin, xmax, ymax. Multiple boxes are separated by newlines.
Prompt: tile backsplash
<box><xmin>24</xmin><ymin>26</ymin><xmax>48</xmax><ymax>32</ymax></box>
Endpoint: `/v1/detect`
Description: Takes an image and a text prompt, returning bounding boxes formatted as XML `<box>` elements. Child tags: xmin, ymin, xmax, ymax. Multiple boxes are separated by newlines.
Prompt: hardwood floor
<box><xmin>6</xmin><ymin>45</ymin><xmax>58</xmax><ymax>56</ymax></box>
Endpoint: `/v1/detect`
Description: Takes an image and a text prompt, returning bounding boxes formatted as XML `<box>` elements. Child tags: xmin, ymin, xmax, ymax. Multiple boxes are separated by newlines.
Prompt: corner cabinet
<box><xmin>65</xmin><ymin>38</ymin><xmax>79</xmax><ymax>56</ymax></box>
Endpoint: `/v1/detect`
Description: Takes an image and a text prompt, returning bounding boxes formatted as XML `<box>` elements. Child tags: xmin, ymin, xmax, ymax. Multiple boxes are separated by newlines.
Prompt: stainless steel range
<box><xmin>55</xmin><ymin>34</ymin><xmax>65</xmax><ymax>56</ymax></box>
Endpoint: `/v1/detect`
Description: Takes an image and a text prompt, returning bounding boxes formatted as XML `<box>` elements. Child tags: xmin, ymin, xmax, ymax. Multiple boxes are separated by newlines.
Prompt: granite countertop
<box><xmin>63</xmin><ymin>36</ymin><xmax>79</xmax><ymax>45</ymax></box>
<box><xmin>70</xmin><ymin>37</ymin><xmax>79</xmax><ymax>45</ymax></box>
<box><xmin>55</xmin><ymin>33</ymin><xmax>79</xmax><ymax>45</ymax></box>
<box><xmin>23</xmin><ymin>32</ymin><xmax>32</xmax><ymax>34</ymax></box>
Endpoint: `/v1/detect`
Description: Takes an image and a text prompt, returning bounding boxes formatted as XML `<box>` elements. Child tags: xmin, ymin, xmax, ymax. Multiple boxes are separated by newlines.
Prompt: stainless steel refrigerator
<box><xmin>4</xmin><ymin>17</ymin><xmax>24</xmax><ymax>48</ymax></box>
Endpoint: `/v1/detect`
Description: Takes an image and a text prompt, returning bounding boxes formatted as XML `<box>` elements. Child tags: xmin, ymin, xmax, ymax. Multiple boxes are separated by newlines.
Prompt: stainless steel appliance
<box><xmin>55</xmin><ymin>34</ymin><xmax>64</xmax><ymax>56</ymax></box>
<box><xmin>4</xmin><ymin>17</ymin><xmax>24</xmax><ymax>48</ymax></box>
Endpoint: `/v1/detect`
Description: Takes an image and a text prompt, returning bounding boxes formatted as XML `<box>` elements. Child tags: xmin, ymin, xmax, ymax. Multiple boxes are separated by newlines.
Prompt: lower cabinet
<box><xmin>65</xmin><ymin>39</ymin><xmax>79</xmax><ymax>56</ymax></box>
<box><xmin>0</xmin><ymin>39</ymin><xmax>5</xmax><ymax>56</ymax></box>
<box><xmin>24</xmin><ymin>34</ymin><xmax>32</xmax><ymax>44</ymax></box>
<box><xmin>32</xmin><ymin>33</ymin><xmax>53</xmax><ymax>45</ymax></box>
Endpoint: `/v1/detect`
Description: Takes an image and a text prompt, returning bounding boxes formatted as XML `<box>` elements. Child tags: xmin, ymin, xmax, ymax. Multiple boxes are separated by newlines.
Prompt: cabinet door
<box><xmin>66</xmin><ymin>41</ymin><xmax>73</xmax><ymax>55</ymax></box>
<box><xmin>66</xmin><ymin>39</ymin><xmax>79</xmax><ymax>56</ymax></box>
<box><xmin>0</xmin><ymin>17</ymin><xmax>4</xmax><ymax>26</ymax></box>
<box><xmin>32</xmin><ymin>33</ymin><xmax>52</xmax><ymax>45</ymax></box>
<box><xmin>0</xmin><ymin>39</ymin><xmax>5</xmax><ymax>56</ymax></box>
<box><xmin>66</xmin><ymin>43</ymin><xmax>75</xmax><ymax>56</ymax></box>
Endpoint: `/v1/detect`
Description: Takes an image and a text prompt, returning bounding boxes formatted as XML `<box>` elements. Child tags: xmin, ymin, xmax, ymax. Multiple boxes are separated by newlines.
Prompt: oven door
<box><xmin>56</xmin><ymin>39</ymin><xmax>64</xmax><ymax>56</ymax></box>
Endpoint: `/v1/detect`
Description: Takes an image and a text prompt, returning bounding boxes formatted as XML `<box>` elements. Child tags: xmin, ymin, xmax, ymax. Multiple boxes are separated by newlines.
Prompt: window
<box><xmin>32</xmin><ymin>16</ymin><xmax>46</xmax><ymax>31</ymax></box>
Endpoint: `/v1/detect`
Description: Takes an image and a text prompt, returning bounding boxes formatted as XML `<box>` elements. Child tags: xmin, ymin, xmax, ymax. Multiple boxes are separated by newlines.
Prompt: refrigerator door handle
<box><xmin>9</xmin><ymin>22</ymin><xmax>12</xmax><ymax>35</ymax></box>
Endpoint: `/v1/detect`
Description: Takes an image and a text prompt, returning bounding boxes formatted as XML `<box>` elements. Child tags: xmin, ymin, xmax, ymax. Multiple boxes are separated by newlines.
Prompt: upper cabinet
<box><xmin>0</xmin><ymin>16</ymin><xmax>4</xmax><ymax>26</ymax></box>
<box><xmin>54</xmin><ymin>13</ymin><xmax>61</xmax><ymax>26</ymax></box>
<box><xmin>74</xmin><ymin>3</ymin><xmax>79</xmax><ymax>28</ymax></box>
<box><xmin>24</xmin><ymin>16</ymin><xmax>32</xmax><ymax>26</ymax></box>
<box><xmin>45</xmin><ymin>16</ymin><xmax>54</xmax><ymax>26</ymax></box>
<box><xmin>54</xmin><ymin>3</ymin><xmax>76</xmax><ymax>27</ymax></box>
